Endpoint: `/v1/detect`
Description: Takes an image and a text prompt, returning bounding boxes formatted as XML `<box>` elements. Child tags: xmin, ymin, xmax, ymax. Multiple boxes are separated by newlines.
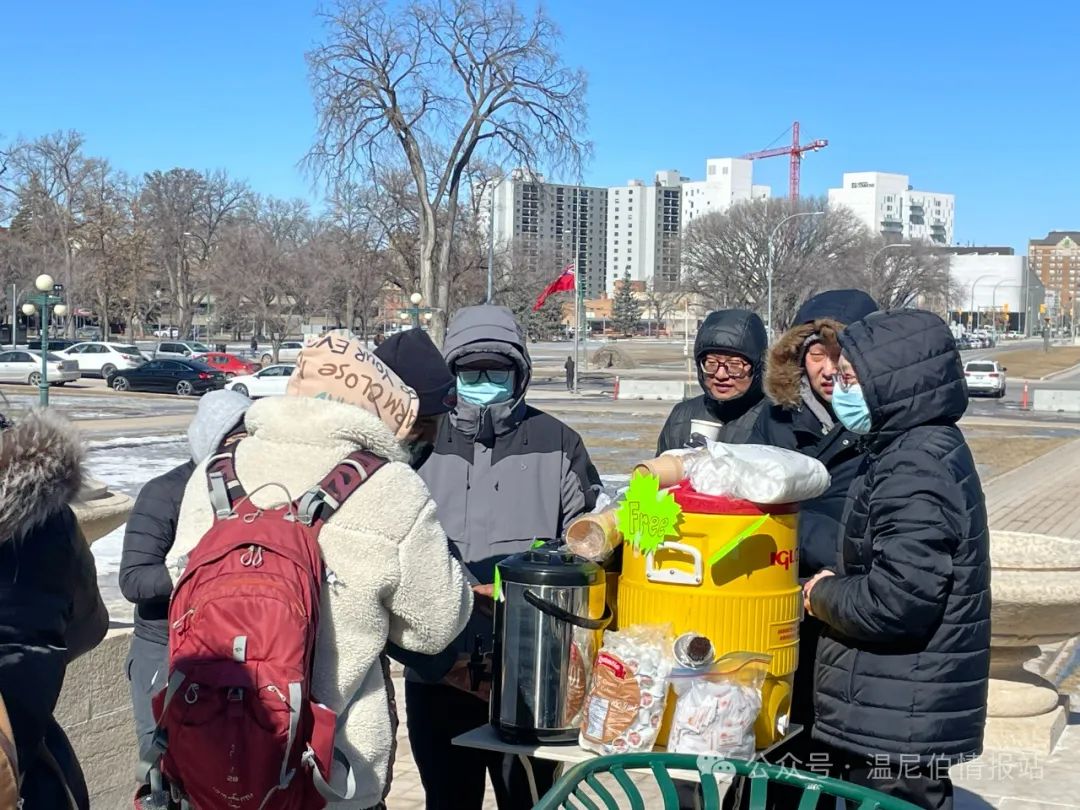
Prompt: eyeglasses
<box><xmin>458</xmin><ymin>369</ymin><xmax>512</xmax><ymax>385</ymax></box>
<box><xmin>832</xmin><ymin>371</ymin><xmax>859</xmax><ymax>392</ymax></box>
<box><xmin>699</xmin><ymin>357</ymin><xmax>752</xmax><ymax>379</ymax></box>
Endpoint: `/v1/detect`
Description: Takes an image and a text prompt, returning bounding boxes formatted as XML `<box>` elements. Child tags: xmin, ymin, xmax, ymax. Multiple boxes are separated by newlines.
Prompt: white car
<box><xmin>0</xmin><ymin>349</ymin><xmax>80</xmax><ymax>386</ymax></box>
<box><xmin>57</xmin><ymin>342</ymin><xmax>146</xmax><ymax>378</ymax></box>
<box><xmin>225</xmin><ymin>364</ymin><xmax>296</xmax><ymax>399</ymax></box>
<box><xmin>259</xmin><ymin>341</ymin><xmax>305</xmax><ymax>366</ymax></box>
<box><xmin>964</xmin><ymin>360</ymin><xmax>1007</xmax><ymax>398</ymax></box>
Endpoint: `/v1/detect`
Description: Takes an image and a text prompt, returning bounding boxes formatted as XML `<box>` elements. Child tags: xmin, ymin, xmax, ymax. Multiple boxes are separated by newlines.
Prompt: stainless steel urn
<box><xmin>491</xmin><ymin>549</ymin><xmax>611</xmax><ymax>743</ymax></box>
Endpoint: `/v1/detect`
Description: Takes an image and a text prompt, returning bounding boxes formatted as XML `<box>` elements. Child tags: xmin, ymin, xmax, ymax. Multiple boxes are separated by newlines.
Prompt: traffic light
<box><xmin>1003</xmin><ymin>302</ymin><xmax>1010</xmax><ymax>314</ymax></box>
<box><xmin>1040</xmin><ymin>304</ymin><xmax>1047</xmax><ymax>314</ymax></box>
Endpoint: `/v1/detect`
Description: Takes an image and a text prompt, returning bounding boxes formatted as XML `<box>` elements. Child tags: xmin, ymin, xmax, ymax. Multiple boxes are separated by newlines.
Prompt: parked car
<box><xmin>0</xmin><ymin>349</ymin><xmax>80</xmax><ymax>386</ymax></box>
<box><xmin>56</xmin><ymin>342</ymin><xmax>145</xmax><ymax>378</ymax></box>
<box><xmin>153</xmin><ymin>326</ymin><xmax>181</xmax><ymax>338</ymax></box>
<box><xmin>225</xmin><ymin>364</ymin><xmax>296</xmax><ymax>399</ymax></box>
<box><xmin>109</xmin><ymin>359</ymin><xmax>226</xmax><ymax>396</ymax></box>
<box><xmin>964</xmin><ymin>360</ymin><xmax>1007</xmax><ymax>398</ymax></box>
<box><xmin>259</xmin><ymin>341</ymin><xmax>306</xmax><ymax>366</ymax></box>
<box><xmin>200</xmin><ymin>352</ymin><xmax>260</xmax><ymax>379</ymax></box>
<box><xmin>25</xmin><ymin>337</ymin><xmax>79</xmax><ymax>352</ymax></box>
<box><xmin>152</xmin><ymin>340</ymin><xmax>213</xmax><ymax>361</ymax></box>
<box><xmin>76</xmin><ymin>326</ymin><xmax>103</xmax><ymax>340</ymax></box>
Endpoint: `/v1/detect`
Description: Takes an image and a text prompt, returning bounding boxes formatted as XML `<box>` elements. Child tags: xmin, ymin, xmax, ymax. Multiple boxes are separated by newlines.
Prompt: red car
<box><xmin>200</xmin><ymin>352</ymin><xmax>259</xmax><ymax>379</ymax></box>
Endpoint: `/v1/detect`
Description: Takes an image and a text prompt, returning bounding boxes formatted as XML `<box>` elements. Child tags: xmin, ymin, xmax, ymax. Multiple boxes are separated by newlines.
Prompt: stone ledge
<box><xmin>58</xmin><ymin>627</ymin><xmax>137</xmax><ymax>806</ymax></box>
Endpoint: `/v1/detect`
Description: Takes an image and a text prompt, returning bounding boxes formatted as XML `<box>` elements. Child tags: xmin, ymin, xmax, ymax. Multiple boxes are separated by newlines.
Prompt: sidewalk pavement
<box><xmin>983</xmin><ymin>436</ymin><xmax>1080</xmax><ymax>539</ymax></box>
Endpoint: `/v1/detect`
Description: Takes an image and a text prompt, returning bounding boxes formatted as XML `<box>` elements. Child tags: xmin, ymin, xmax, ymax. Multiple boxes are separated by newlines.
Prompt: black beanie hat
<box><xmin>373</xmin><ymin>330</ymin><xmax>456</xmax><ymax>417</ymax></box>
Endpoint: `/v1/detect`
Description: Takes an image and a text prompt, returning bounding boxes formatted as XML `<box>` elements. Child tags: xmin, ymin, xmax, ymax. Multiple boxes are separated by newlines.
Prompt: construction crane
<box><xmin>741</xmin><ymin>121</ymin><xmax>828</xmax><ymax>201</ymax></box>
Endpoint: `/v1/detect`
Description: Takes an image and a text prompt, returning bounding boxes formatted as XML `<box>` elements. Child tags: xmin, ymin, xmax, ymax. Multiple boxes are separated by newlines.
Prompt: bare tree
<box><xmin>642</xmin><ymin>277</ymin><xmax>683</xmax><ymax>337</ymax></box>
<box><xmin>681</xmin><ymin>198</ymin><xmax>867</xmax><ymax>330</ymax></box>
<box><xmin>0</xmin><ymin>131</ymin><xmax>100</xmax><ymax>336</ymax></box>
<box><xmin>141</xmin><ymin>168</ymin><xmax>248</xmax><ymax>335</ymax></box>
<box><xmin>212</xmin><ymin>197</ymin><xmax>323</xmax><ymax>361</ymax></box>
<box><xmin>306</xmin><ymin>0</ymin><xmax>589</xmax><ymax>344</ymax></box>
<box><xmin>842</xmin><ymin>237</ymin><xmax>953</xmax><ymax>311</ymax></box>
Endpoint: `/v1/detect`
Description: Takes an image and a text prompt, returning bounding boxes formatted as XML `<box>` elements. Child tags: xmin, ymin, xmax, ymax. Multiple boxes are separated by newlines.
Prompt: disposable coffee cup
<box><xmin>690</xmin><ymin>419</ymin><xmax>722</xmax><ymax>441</ymax></box>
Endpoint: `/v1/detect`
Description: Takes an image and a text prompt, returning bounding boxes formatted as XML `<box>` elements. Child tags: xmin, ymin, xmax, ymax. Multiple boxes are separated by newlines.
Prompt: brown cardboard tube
<box><xmin>633</xmin><ymin>454</ymin><xmax>685</xmax><ymax>488</ymax></box>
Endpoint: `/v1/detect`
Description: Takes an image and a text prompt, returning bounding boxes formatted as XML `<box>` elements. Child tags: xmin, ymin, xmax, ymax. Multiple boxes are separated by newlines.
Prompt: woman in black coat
<box><xmin>0</xmin><ymin>409</ymin><xmax>109</xmax><ymax>809</ymax></box>
<box><xmin>805</xmin><ymin>309</ymin><xmax>991</xmax><ymax>810</ymax></box>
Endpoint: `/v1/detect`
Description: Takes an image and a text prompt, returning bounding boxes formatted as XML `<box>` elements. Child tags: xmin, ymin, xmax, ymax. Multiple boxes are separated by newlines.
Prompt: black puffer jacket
<box><xmin>119</xmin><ymin>460</ymin><xmax>195</xmax><ymax>645</ymax></box>
<box><xmin>656</xmin><ymin>309</ymin><xmax>768</xmax><ymax>453</ymax></box>
<box><xmin>809</xmin><ymin>309</ymin><xmax>991</xmax><ymax>763</ymax></box>
<box><xmin>0</xmin><ymin>409</ymin><xmax>109</xmax><ymax>809</ymax></box>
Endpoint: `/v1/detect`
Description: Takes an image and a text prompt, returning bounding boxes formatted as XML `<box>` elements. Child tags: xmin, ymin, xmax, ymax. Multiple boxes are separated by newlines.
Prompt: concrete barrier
<box><xmin>56</xmin><ymin>627</ymin><xmax>137</xmax><ymax>810</ymax></box>
<box><xmin>1033</xmin><ymin>389</ymin><xmax>1080</xmax><ymax>413</ymax></box>
<box><xmin>614</xmin><ymin>379</ymin><xmax>688</xmax><ymax>401</ymax></box>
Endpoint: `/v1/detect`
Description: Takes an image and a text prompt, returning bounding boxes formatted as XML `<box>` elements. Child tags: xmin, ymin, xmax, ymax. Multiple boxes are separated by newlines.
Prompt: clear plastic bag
<box><xmin>668</xmin><ymin>651</ymin><xmax>771</xmax><ymax>760</ymax></box>
<box><xmin>579</xmin><ymin>624</ymin><xmax>675</xmax><ymax>755</ymax></box>
<box><xmin>683</xmin><ymin>441</ymin><xmax>830</xmax><ymax>503</ymax></box>
<box><xmin>564</xmin><ymin>484</ymin><xmax>626</xmax><ymax>562</ymax></box>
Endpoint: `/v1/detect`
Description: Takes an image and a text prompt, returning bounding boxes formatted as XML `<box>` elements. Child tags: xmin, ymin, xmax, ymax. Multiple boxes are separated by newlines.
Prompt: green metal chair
<box><xmin>531</xmin><ymin>753</ymin><xmax>923</xmax><ymax>810</ymax></box>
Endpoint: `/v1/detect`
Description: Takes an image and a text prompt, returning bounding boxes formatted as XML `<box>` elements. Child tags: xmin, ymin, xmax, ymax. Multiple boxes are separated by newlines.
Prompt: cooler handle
<box><xmin>645</xmin><ymin>541</ymin><xmax>703</xmax><ymax>586</ymax></box>
<box><xmin>522</xmin><ymin>589</ymin><xmax>613</xmax><ymax>631</ymax></box>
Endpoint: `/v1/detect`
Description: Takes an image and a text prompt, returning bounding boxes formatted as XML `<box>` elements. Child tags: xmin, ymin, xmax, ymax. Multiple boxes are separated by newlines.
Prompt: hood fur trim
<box><xmin>0</xmin><ymin>409</ymin><xmax>83</xmax><ymax>542</ymax></box>
<box><xmin>764</xmin><ymin>318</ymin><xmax>844</xmax><ymax>408</ymax></box>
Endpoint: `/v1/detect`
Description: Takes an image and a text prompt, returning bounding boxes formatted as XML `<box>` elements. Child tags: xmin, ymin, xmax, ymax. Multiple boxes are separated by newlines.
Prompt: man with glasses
<box><xmin>656</xmin><ymin>309</ymin><xmax>769</xmax><ymax>453</ymax></box>
<box><xmin>409</xmin><ymin>304</ymin><xmax>601</xmax><ymax>810</ymax></box>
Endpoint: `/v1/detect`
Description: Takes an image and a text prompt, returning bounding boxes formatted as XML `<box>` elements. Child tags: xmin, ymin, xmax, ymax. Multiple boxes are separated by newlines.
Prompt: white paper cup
<box><xmin>689</xmin><ymin>419</ymin><xmax>722</xmax><ymax>441</ymax></box>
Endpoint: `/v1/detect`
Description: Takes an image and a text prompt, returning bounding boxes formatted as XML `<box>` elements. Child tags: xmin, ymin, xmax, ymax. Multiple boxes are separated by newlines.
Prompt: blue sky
<box><xmin>2</xmin><ymin>1</ymin><xmax>1074</xmax><ymax>252</ymax></box>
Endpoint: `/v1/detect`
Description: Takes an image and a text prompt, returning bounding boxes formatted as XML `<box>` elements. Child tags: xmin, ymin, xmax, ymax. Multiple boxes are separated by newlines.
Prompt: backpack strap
<box><xmin>206</xmin><ymin>435</ymin><xmax>247</xmax><ymax>520</ymax></box>
<box><xmin>296</xmin><ymin>451</ymin><xmax>387</xmax><ymax>527</ymax></box>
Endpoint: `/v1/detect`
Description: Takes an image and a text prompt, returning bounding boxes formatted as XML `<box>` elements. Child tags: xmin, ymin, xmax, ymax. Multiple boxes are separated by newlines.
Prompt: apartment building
<box><xmin>1028</xmin><ymin>231</ymin><xmax>1080</xmax><ymax>320</ymax></box>
<box><xmin>488</xmin><ymin>169</ymin><xmax>608</xmax><ymax>299</ymax></box>
<box><xmin>607</xmin><ymin>171</ymin><xmax>683</xmax><ymax>291</ymax></box>
<box><xmin>828</xmin><ymin>172</ymin><xmax>955</xmax><ymax>245</ymax></box>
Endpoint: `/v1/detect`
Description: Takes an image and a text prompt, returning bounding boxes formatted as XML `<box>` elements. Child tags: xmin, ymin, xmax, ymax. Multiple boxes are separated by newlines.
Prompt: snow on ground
<box><xmin>85</xmin><ymin>436</ymin><xmax>189</xmax><ymax>619</ymax></box>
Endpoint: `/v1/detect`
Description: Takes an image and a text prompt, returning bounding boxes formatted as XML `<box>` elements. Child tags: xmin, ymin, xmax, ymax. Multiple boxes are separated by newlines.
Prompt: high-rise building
<box><xmin>489</xmin><ymin>169</ymin><xmax>608</xmax><ymax>299</ymax></box>
<box><xmin>1028</xmin><ymin>231</ymin><xmax>1080</xmax><ymax>322</ymax></box>
<box><xmin>828</xmin><ymin>172</ymin><xmax>955</xmax><ymax>245</ymax></box>
<box><xmin>607</xmin><ymin>171</ymin><xmax>683</xmax><ymax>291</ymax></box>
<box><xmin>681</xmin><ymin>158</ymin><xmax>770</xmax><ymax>231</ymax></box>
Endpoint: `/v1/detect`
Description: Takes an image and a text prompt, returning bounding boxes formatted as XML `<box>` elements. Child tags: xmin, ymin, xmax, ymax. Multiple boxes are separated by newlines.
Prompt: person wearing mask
<box><xmin>0</xmin><ymin>409</ymin><xmax>109</xmax><ymax>808</ymax></box>
<box><xmin>656</xmin><ymin>309</ymin><xmax>768</xmax><ymax>453</ymax></box>
<box><xmin>804</xmin><ymin>309</ymin><xmax>990</xmax><ymax>810</ymax></box>
<box><xmin>119</xmin><ymin>390</ymin><xmax>251</xmax><ymax>760</ymax></box>
<box><xmin>167</xmin><ymin>332</ymin><xmax>474</xmax><ymax>810</ymax></box>
<box><xmin>412</xmin><ymin>305</ymin><xmax>601</xmax><ymax>810</ymax></box>
<box><xmin>750</xmin><ymin>292</ymin><xmax>878</xmax><ymax>725</ymax></box>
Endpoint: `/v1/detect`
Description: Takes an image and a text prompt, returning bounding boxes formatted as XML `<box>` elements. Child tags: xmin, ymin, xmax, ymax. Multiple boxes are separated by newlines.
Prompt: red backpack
<box><xmin>147</xmin><ymin>440</ymin><xmax>386</xmax><ymax>810</ymax></box>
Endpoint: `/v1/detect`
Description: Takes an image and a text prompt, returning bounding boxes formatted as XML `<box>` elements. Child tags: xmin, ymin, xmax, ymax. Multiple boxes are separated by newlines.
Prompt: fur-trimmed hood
<box><xmin>764</xmin><ymin>318</ymin><xmax>845</xmax><ymax>408</ymax></box>
<box><xmin>0</xmin><ymin>409</ymin><xmax>83</xmax><ymax>542</ymax></box>
<box><xmin>765</xmin><ymin>289</ymin><xmax>879</xmax><ymax>409</ymax></box>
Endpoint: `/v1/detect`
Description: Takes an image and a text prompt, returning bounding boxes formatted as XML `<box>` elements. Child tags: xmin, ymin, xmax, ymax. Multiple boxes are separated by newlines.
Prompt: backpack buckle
<box><xmin>297</xmin><ymin>487</ymin><xmax>340</xmax><ymax>526</ymax></box>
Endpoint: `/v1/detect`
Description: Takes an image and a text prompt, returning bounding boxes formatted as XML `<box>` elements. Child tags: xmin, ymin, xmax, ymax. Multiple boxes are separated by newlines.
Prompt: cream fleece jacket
<box><xmin>167</xmin><ymin>396</ymin><xmax>473</xmax><ymax>809</ymax></box>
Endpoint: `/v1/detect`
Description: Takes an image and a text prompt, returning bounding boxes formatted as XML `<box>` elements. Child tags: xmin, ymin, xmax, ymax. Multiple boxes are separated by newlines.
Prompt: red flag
<box><xmin>533</xmin><ymin>263</ymin><xmax>576</xmax><ymax>311</ymax></box>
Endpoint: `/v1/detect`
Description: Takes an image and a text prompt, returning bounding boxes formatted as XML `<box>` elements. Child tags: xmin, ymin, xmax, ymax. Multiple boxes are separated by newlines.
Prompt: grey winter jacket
<box><xmin>656</xmin><ymin>309</ymin><xmax>768</xmax><ymax>453</ymax></box>
<box><xmin>416</xmin><ymin>306</ymin><xmax>601</xmax><ymax>672</ymax></box>
<box><xmin>809</xmin><ymin>309</ymin><xmax>991</xmax><ymax>763</ymax></box>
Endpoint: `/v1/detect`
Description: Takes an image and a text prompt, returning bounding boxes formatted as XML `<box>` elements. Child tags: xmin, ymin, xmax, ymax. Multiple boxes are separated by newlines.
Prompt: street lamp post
<box><xmin>767</xmin><ymin>211</ymin><xmax>825</xmax><ymax>334</ymax></box>
<box><xmin>399</xmin><ymin>292</ymin><xmax>435</xmax><ymax>330</ymax></box>
<box><xmin>969</xmin><ymin>274</ymin><xmax>999</xmax><ymax>331</ymax></box>
<box><xmin>991</xmin><ymin>281</ymin><xmax>1022</xmax><ymax>343</ymax></box>
<box><xmin>22</xmin><ymin>274</ymin><xmax>69</xmax><ymax>407</ymax></box>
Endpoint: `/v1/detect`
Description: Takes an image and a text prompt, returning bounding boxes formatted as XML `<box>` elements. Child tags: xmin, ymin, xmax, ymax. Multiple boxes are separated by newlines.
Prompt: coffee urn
<box><xmin>491</xmin><ymin>549</ymin><xmax>611</xmax><ymax>743</ymax></box>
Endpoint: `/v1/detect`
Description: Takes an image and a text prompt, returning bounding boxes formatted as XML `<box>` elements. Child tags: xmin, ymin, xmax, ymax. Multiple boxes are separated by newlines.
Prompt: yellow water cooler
<box><xmin>617</xmin><ymin>484</ymin><xmax>801</xmax><ymax>749</ymax></box>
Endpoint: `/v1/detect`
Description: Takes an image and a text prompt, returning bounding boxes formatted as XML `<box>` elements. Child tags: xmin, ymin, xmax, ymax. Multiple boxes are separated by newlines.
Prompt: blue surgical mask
<box><xmin>832</xmin><ymin>383</ymin><xmax>872</xmax><ymax>435</ymax></box>
<box><xmin>456</xmin><ymin>372</ymin><xmax>515</xmax><ymax>406</ymax></box>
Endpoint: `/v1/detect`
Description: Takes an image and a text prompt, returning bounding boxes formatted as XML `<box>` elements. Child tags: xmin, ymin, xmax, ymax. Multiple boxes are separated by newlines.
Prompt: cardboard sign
<box><xmin>287</xmin><ymin>331</ymin><xmax>419</xmax><ymax>439</ymax></box>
